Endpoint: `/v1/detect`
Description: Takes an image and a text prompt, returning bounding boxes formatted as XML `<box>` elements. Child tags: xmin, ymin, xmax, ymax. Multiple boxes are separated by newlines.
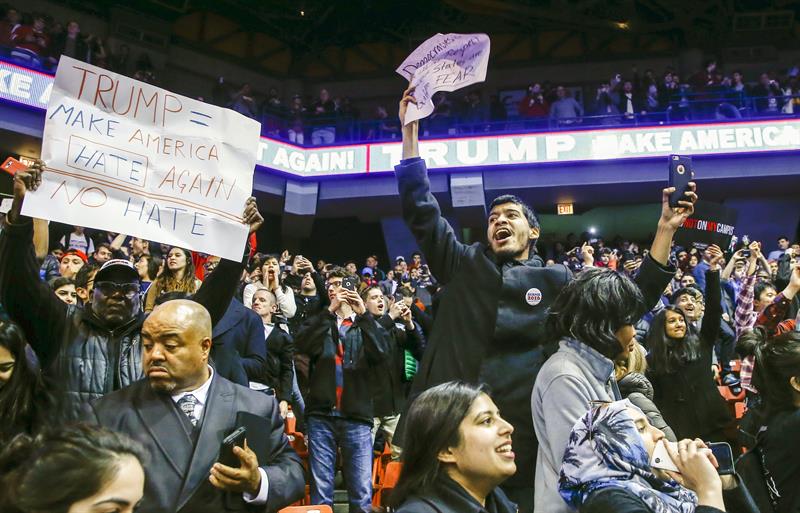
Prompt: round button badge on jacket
<box><xmin>525</xmin><ymin>288</ymin><xmax>542</xmax><ymax>306</ymax></box>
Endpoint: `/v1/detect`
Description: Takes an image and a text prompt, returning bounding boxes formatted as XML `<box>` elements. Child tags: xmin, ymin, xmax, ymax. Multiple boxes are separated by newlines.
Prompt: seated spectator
<box><xmin>49</xmin><ymin>276</ymin><xmax>77</xmax><ymax>305</ymax></box>
<box><xmin>133</xmin><ymin>253</ymin><xmax>161</xmax><ymax>296</ymax></box>
<box><xmin>295</xmin><ymin>267</ymin><xmax>389</xmax><ymax>511</ymax></box>
<box><xmin>144</xmin><ymin>247</ymin><xmax>201</xmax><ymax>313</ymax></box>
<box><xmin>549</xmin><ymin>85</ymin><xmax>583</xmax><ymax>125</ymax></box>
<box><xmin>646</xmin><ymin>245</ymin><xmax>737</xmax><ymax>445</ymax></box>
<box><xmin>242</xmin><ymin>254</ymin><xmax>297</xmax><ymax>321</ymax></box>
<box><xmin>0</xmin><ymin>320</ymin><xmax>51</xmax><ymax>444</ymax></box>
<box><xmin>390</xmin><ymin>382</ymin><xmax>517</xmax><ymax>513</ymax></box>
<box><xmin>0</xmin><ymin>425</ymin><xmax>145</xmax><ymax>513</ymax></box>
<box><xmin>738</xmin><ymin>327</ymin><xmax>800</xmax><ymax>513</ymax></box>
<box><xmin>59</xmin><ymin>225</ymin><xmax>94</xmax><ymax>256</ymax></box>
<box><xmin>87</xmin><ymin>300</ymin><xmax>305</xmax><ymax>512</ymax></box>
<box><xmin>58</xmin><ymin>248</ymin><xmax>87</xmax><ymax>279</ymax></box>
<box><xmin>250</xmin><ymin>288</ymin><xmax>295</xmax><ymax>417</ymax></box>
<box><xmin>559</xmin><ymin>400</ymin><xmax>735</xmax><ymax>513</ymax></box>
<box><xmin>11</xmin><ymin>13</ymin><xmax>49</xmax><ymax>58</ymax></box>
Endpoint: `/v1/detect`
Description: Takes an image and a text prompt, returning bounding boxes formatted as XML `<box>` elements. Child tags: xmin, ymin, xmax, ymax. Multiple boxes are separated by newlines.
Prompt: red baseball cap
<box><xmin>61</xmin><ymin>249</ymin><xmax>88</xmax><ymax>263</ymax></box>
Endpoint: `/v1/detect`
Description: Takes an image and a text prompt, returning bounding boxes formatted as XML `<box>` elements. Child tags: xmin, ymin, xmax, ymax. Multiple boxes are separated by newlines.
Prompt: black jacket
<box><xmin>395</xmin><ymin>475</ymin><xmax>517</xmax><ymax>513</ymax></box>
<box><xmin>0</xmin><ymin>217</ymin><xmax>243</xmax><ymax>420</ymax></box>
<box><xmin>264</xmin><ymin>326</ymin><xmax>295</xmax><ymax>402</ymax></box>
<box><xmin>370</xmin><ymin>314</ymin><xmax>426</xmax><ymax>417</ymax></box>
<box><xmin>618</xmin><ymin>372</ymin><xmax>677</xmax><ymax>442</ymax></box>
<box><xmin>395</xmin><ymin>157</ymin><xmax>675</xmax><ymax>487</ymax></box>
<box><xmin>649</xmin><ymin>270</ymin><xmax>735</xmax><ymax>443</ymax></box>
<box><xmin>89</xmin><ymin>375</ymin><xmax>305</xmax><ymax>513</ymax></box>
<box><xmin>295</xmin><ymin>310</ymin><xmax>389</xmax><ymax>423</ymax></box>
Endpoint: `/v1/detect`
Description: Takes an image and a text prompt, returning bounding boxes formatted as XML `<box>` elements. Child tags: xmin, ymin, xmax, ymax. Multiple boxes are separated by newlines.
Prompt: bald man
<box><xmin>88</xmin><ymin>300</ymin><xmax>305</xmax><ymax>513</ymax></box>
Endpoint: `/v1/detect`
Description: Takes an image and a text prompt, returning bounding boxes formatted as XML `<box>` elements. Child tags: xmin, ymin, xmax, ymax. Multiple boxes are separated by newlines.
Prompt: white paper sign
<box><xmin>22</xmin><ymin>56</ymin><xmax>261</xmax><ymax>261</ymax></box>
<box><xmin>396</xmin><ymin>33</ymin><xmax>491</xmax><ymax>125</ymax></box>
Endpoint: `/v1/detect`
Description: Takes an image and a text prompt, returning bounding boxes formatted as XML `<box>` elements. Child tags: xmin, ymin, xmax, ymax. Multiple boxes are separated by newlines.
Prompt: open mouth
<box><xmin>495</xmin><ymin>440</ymin><xmax>514</xmax><ymax>458</ymax></box>
<box><xmin>494</xmin><ymin>228</ymin><xmax>512</xmax><ymax>242</ymax></box>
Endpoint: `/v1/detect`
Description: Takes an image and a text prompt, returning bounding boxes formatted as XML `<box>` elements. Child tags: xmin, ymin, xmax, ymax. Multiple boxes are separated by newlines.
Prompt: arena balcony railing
<box><xmin>2</xmin><ymin>47</ymin><xmax>798</xmax><ymax>149</ymax></box>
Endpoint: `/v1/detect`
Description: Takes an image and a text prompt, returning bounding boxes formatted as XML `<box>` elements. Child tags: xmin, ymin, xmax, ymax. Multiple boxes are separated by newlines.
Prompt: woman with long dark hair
<box><xmin>0</xmin><ymin>320</ymin><xmax>50</xmax><ymax>444</ymax></box>
<box><xmin>391</xmin><ymin>381</ymin><xmax>518</xmax><ymax>513</ymax></box>
<box><xmin>143</xmin><ymin>246</ymin><xmax>200</xmax><ymax>312</ymax></box>
<box><xmin>738</xmin><ymin>327</ymin><xmax>800</xmax><ymax>513</ymax></box>
<box><xmin>0</xmin><ymin>424</ymin><xmax>145</xmax><ymax>513</ymax></box>
<box><xmin>645</xmin><ymin>245</ymin><xmax>735</xmax><ymax>444</ymax></box>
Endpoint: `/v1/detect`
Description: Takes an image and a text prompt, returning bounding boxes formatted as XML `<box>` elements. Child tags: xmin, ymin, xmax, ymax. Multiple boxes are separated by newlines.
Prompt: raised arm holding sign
<box><xmin>20</xmin><ymin>56</ymin><xmax>261</xmax><ymax>261</ymax></box>
<box><xmin>396</xmin><ymin>33</ymin><xmax>491</xmax><ymax>125</ymax></box>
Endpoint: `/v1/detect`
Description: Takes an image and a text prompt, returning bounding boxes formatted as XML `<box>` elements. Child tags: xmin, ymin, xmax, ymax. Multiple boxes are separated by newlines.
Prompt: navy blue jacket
<box><xmin>211</xmin><ymin>299</ymin><xmax>266</xmax><ymax>387</ymax></box>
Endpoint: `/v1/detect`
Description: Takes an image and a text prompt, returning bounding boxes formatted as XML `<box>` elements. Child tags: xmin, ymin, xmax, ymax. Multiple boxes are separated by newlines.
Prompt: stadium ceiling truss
<box><xmin>84</xmin><ymin>0</ymin><xmax>800</xmax><ymax>79</ymax></box>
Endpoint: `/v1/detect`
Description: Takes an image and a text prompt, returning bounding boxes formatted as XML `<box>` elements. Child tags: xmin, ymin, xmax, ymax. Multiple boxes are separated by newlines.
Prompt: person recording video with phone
<box><xmin>87</xmin><ymin>300</ymin><xmax>304</xmax><ymax>513</ymax></box>
<box><xmin>294</xmin><ymin>267</ymin><xmax>390</xmax><ymax>512</ymax></box>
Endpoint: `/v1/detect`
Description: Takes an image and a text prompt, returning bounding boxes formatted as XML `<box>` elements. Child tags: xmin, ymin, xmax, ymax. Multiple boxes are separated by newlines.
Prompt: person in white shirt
<box><xmin>59</xmin><ymin>225</ymin><xmax>94</xmax><ymax>256</ymax></box>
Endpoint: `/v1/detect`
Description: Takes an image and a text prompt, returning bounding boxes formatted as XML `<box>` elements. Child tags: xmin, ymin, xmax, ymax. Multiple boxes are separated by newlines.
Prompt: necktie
<box><xmin>177</xmin><ymin>394</ymin><xmax>198</xmax><ymax>426</ymax></box>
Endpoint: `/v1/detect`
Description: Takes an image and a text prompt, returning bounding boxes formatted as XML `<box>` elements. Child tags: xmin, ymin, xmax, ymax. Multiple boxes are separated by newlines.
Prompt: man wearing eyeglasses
<box><xmin>0</xmin><ymin>160</ymin><xmax>264</xmax><ymax>421</ymax></box>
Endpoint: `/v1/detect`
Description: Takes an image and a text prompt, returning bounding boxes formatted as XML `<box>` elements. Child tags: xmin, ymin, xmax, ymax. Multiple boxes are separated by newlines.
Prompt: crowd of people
<box><xmin>0</xmin><ymin>88</ymin><xmax>796</xmax><ymax>513</ymax></box>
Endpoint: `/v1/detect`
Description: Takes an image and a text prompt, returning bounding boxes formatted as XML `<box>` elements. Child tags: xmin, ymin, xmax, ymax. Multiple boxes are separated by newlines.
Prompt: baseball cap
<box><xmin>395</xmin><ymin>255</ymin><xmax>405</xmax><ymax>263</ymax></box>
<box><xmin>61</xmin><ymin>249</ymin><xmax>88</xmax><ymax>263</ymax></box>
<box><xmin>361</xmin><ymin>267</ymin><xmax>373</xmax><ymax>276</ymax></box>
<box><xmin>95</xmin><ymin>259</ymin><xmax>140</xmax><ymax>283</ymax></box>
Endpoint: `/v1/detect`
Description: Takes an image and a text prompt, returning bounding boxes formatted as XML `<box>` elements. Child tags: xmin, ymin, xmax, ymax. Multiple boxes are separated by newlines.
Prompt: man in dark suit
<box><xmin>205</xmin><ymin>255</ymin><xmax>268</xmax><ymax>387</ymax></box>
<box><xmin>89</xmin><ymin>300</ymin><xmax>305</xmax><ymax>513</ymax></box>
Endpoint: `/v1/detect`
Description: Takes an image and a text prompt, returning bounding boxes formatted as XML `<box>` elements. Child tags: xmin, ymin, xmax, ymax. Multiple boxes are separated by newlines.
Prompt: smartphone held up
<box><xmin>668</xmin><ymin>155</ymin><xmax>694</xmax><ymax>208</ymax></box>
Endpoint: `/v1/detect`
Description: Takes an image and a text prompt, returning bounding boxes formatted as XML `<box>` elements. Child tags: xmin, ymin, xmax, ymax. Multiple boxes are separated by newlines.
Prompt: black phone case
<box><xmin>218</xmin><ymin>426</ymin><xmax>246</xmax><ymax>467</ymax></box>
<box><xmin>668</xmin><ymin>155</ymin><xmax>692</xmax><ymax>208</ymax></box>
<box><xmin>709</xmin><ymin>442</ymin><xmax>735</xmax><ymax>475</ymax></box>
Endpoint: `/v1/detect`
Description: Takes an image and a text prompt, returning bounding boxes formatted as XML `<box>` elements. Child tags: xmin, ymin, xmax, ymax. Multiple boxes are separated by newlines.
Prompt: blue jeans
<box><xmin>307</xmin><ymin>415</ymin><xmax>373</xmax><ymax>512</ymax></box>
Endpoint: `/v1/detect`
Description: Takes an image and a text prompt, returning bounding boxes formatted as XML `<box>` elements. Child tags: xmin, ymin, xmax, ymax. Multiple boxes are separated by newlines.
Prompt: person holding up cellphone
<box><xmin>294</xmin><ymin>267</ymin><xmax>391</xmax><ymax>512</ymax></box>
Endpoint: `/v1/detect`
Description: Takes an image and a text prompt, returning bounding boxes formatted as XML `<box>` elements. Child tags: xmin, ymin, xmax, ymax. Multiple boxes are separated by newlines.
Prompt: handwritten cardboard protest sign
<box><xmin>22</xmin><ymin>56</ymin><xmax>261</xmax><ymax>261</ymax></box>
<box><xmin>396</xmin><ymin>33</ymin><xmax>490</xmax><ymax>125</ymax></box>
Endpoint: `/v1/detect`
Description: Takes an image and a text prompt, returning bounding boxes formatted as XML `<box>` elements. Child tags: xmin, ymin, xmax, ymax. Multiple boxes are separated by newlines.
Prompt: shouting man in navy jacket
<box><xmin>394</xmin><ymin>86</ymin><xmax>688</xmax><ymax>513</ymax></box>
